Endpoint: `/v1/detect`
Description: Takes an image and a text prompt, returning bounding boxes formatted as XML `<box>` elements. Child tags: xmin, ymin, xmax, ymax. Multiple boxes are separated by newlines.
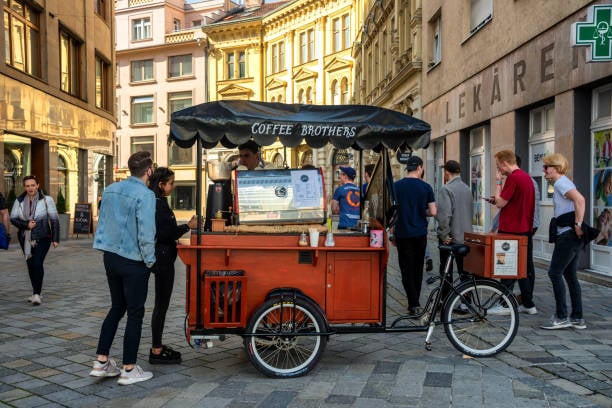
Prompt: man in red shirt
<box><xmin>487</xmin><ymin>150</ymin><xmax>536</xmax><ymax>315</ymax></box>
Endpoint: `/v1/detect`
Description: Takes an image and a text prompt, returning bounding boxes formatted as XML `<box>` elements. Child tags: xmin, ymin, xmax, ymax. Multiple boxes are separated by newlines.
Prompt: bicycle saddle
<box><xmin>438</xmin><ymin>243</ymin><xmax>470</xmax><ymax>257</ymax></box>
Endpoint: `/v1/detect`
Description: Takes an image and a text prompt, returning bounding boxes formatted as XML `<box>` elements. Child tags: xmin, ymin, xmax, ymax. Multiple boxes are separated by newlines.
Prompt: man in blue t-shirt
<box><xmin>332</xmin><ymin>166</ymin><xmax>360</xmax><ymax>229</ymax></box>
<box><xmin>392</xmin><ymin>155</ymin><xmax>437</xmax><ymax>315</ymax></box>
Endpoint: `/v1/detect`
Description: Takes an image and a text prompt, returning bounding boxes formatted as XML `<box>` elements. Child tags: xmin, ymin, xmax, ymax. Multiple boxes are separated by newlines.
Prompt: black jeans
<box><xmin>499</xmin><ymin>231</ymin><xmax>536</xmax><ymax>308</ymax></box>
<box><xmin>96</xmin><ymin>252</ymin><xmax>150</xmax><ymax>365</ymax></box>
<box><xmin>26</xmin><ymin>238</ymin><xmax>51</xmax><ymax>295</ymax></box>
<box><xmin>548</xmin><ymin>231</ymin><xmax>583</xmax><ymax>319</ymax></box>
<box><xmin>151</xmin><ymin>245</ymin><xmax>178</xmax><ymax>348</ymax></box>
<box><xmin>396</xmin><ymin>236</ymin><xmax>427</xmax><ymax>309</ymax></box>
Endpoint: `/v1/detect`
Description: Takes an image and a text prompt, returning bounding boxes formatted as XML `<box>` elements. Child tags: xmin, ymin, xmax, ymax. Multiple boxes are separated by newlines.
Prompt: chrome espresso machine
<box><xmin>204</xmin><ymin>160</ymin><xmax>233</xmax><ymax>230</ymax></box>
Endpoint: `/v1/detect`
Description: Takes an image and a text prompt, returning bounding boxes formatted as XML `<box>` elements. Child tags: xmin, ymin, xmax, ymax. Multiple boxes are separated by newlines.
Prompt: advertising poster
<box><xmin>493</xmin><ymin>239</ymin><xmax>518</xmax><ymax>276</ymax></box>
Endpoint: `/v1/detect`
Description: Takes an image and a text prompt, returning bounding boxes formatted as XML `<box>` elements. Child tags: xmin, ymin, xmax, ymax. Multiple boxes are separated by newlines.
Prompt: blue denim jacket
<box><xmin>94</xmin><ymin>176</ymin><xmax>156</xmax><ymax>267</ymax></box>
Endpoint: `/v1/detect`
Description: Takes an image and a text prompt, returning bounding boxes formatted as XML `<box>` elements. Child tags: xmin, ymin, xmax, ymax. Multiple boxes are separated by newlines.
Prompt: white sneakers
<box><xmin>90</xmin><ymin>360</ymin><xmax>153</xmax><ymax>385</ymax></box>
<box><xmin>518</xmin><ymin>305</ymin><xmax>538</xmax><ymax>315</ymax></box>
<box><xmin>89</xmin><ymin>359</ymin><xmax>121</xmax><ymax>377</ymax></box>
<box><xmin>117</xmin><ymin>365</ymin><xmax>153</xmax><ymax>385</ymax></box>
<box><xmin>487</xmin><ymin>303</ymin><xmax>511</xmax><ymax>316</ymax></box>
<box><xmin>28</xmin><ymin>294</ymin><xmax>42</xmax><ymax>305</ymax></box>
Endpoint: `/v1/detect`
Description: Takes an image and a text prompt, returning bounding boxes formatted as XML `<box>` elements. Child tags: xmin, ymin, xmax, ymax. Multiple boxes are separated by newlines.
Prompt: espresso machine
<box><xmin>204</xmin><ymin>160</ymin><xmax>233</xmax><ymax>230</ymax></box>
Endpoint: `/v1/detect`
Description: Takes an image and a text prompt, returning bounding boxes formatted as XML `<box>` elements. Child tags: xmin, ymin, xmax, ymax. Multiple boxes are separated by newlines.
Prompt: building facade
<box><xmin>1</xmin><ymin>0</ymin><xmax>115</xmax><ymax>219</ymax></box>
<box><xmin>421</xmin><ymin>0</ymin><xmax>612</xmax><ymax>276</ymax></box>
<box><xmin>114</xmin><ymin>0</ymin><xmax>235</xmax><ymax>219</ymax></box>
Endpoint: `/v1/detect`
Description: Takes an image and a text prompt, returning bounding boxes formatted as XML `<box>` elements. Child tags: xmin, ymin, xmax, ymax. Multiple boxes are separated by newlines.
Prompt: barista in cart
<box><xmin>332</xmin><ymin>166</ymin><xmax>361</xmax><ymax>229</ymax></box>
<box><xmin>235</xmin><ymin>140</ymin><xmax>271</xmax><ymax>170</ymax></box>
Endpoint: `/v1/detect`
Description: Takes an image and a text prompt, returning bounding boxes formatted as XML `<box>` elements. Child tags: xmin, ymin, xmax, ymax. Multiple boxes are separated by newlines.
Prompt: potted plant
<box><xmin>56</xmin><ymin>188</ymin><xmax>70</xmax><ymax>241</ymax></box>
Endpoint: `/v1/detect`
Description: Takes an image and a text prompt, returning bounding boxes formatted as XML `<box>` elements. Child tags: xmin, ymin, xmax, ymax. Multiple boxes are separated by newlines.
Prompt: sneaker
<box><xmin>149</xmin><ymin>345</ymin><xmax>182</xmax><ymax>364</ymax></box>
<box><xmin>570</xmin><ymin>318</ymin><xmax>587</xmax><ymax>330</ymax></box>
<box><xmin>518</xmin><ymin>305</ymin><xmax>538</xmax><ymax>315</ymax></box>
<box><xmin>540</xmin><ymin>316</ymin><xmax>572</xmax><ymax>330</ymax></box>
<box><xmin>89</xmin><ymin>359</ymin><xmax>121</xmax><ymax>377</ymax></box>
<box><xmin>453</xmin><ymin>303</ymin><xmax>470</xmax><ymax>315</ymax></box>
<box><xmin>487</xmin><ymin>303</ymin><xmax>511</xmax><ymax>316</ymax></box>
<box><xmin>425</xmin><ymin>258</ymin><xmax>433</xmax><ymax>272</ymax></box>
<box><xmin>117</xmin><ymin>365</ymin><xmax>153</xmax><ymax>385</ymax></box>
<box><xmin>31</xmin><ymin>294</ymin><xmax>42</xmax><ymax>306</ymax></box>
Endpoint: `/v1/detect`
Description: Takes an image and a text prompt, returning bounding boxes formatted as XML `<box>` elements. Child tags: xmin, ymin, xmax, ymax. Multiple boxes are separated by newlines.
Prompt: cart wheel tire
<box><xmin>244</xmin><ymin>297</ymin><xmax>327</xmax><ymax>378</ymax></box>
<box><xmin>442</xmin><ymin>279</ymin><xmax>518</xmax><ymax>357</ymax></box>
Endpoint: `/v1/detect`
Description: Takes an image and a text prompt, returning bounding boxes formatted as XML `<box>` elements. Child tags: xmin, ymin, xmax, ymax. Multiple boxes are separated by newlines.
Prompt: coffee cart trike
<box><xmin>170</xmin><ymin>101</ymin><xmax>520</xmax><ymax>378</ymax></box>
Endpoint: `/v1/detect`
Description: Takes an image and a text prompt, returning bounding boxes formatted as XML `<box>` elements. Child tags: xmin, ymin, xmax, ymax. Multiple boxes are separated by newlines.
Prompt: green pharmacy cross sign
<box><xmin>572</xmin><ymin>4</ymin><xmax>612</xmax><ymax>62</ymax></box>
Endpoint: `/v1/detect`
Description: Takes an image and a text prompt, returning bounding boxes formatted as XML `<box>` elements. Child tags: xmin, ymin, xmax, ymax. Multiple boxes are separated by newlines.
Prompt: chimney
<box><xmin>244</xmin><ymin>0</ymin><xmax>263</xmax><ymax>8</ymax></box>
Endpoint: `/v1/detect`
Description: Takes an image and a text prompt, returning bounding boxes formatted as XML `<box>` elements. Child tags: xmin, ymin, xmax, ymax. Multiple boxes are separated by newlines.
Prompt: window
<box><xmin>172</xmin><ymin>184</ymin><xmax>195</xmax><ymax>210</ymax></box>
<box><xmin>431</xmin><ymin>14</ymin><xmax>441</xmax><ymax>65</ymax></box>
<box><xmin>192</xmin><ymin>20</ymin><xmax>201</xmax><ymax>27</ymax></box>
<box><xmin>529</xmin><ymin>104</ymin><xmax>555</xmax><ymax>201</ymax></box>
<box><xmin>130</xmin><ymin>136</ymin><xmax>154</xmax><ymax>158</ymax></box>
<box><xmin>226</xmin><ymin>50</ymin><xmax>246</xmax><ymax>79</ymax></box>
<box><xmin>131</xmin><ymin>96</ymin><xmax>154</xmax><ymax>124</ymax></box>
<box><xmin>343</xmin><ymin>14</ymin><xmax>350</xmax><ymax>51</ymax></box>
<box><xmin>331</xmin><ymin>80</ymin><xmax>339</xmax><ymax>105</ymax></box>
<box><xmin>95</xmin><ymin>56</ymin><xmax>111</xmax><ymax>110</ymax></box>
<box><xmin>168</xmin><ymin>91</ymin><xmax>192</xmax><ymax>121</ymax></box>
<box><xmin>279</xmin><ymin>41</ymin><xmax>285</xmax><ymax>71</ymax></box>
<box><xmin>470</xmin><ymin>0</ymin><xmax>492</xmax><ymax>33</ymax></box>
<box><xmin>4</xmin><ymin>0</ymin><xmax>41</xmax><ymax>77</ymax></box>
<box><xmin>271</xmin><ymin>44</ymin><xmax>278</xmax><ymax>73</ymax></box>
<box><xmin>299</xmin><ymin>29</ymin><xmax>314</xmax><ymax>63</ymax></box>
<box><xmin>60</xmin><ymin>29</ymin><xmax>82</xmax><ymax>97</ymax></box>
<box><xmin>168</xmin><ymin>54</ymin><xmax>192</xmax><ymax>78</ymax></box>
<box><xmin>333</xmin><ymin>17</ymin><xmax>341</xmax><ymax>52</ymax></box>
<box><xmin>132</xmin><ymin>17</ymin><xmax>151</xmax><ymax>41</ymax></box>
<box><xmin>238</xmin><ymin>51</ymin><xmax>246</xmax><ymax>78</ymax></box>
<box><xmin>94</xmin><ymin>0</ymin><xmax>107</xmax><ymax>21</ymax></box>
<box><xmin>131</xmin><ymin>59</ymin><xmax>153</xmax><ymax>82</ymax></box>
<box><xmin>341</xmin><ymin>78</ymin><xmax>349</xmax><ymax>104</ymax></box>
<box><xmin>173</xmin><ymin>18</ymin><xmax>180</xmax><ymax>31</ymax></box>
<box><xmin>169</xmin><ymin>143</ymin><xmax>193</xmax><ymax>165</ymax></box>
<box><xmin>333</xmin><ymin>14</ymin><xmax>350</xmax><ymax>52</ymax></box>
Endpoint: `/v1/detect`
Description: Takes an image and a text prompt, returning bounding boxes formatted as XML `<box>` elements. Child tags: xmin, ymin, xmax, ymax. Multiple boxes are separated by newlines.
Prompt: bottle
<box><xmin>298</xmin><ymin>232</ymin><xmax>308</xmax><ymax>246</ymax></box>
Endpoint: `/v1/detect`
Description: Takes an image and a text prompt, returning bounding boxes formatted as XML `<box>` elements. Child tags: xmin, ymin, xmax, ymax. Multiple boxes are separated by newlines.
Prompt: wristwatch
<box><xmin>574</xmin><ymin>222</ymin><xmax>582</xmax><ymax>227</ymax></box>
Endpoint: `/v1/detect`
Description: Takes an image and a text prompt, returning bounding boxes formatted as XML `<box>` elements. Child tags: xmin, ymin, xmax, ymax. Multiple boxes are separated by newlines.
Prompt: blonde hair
<box><xmin>542</xmin><ymin>153</ymin><xmax>568</xmax><ymax>174</ymax></box>
<box><xmin>494</xmin><ymin>150</ymin><xmax>516</xmax><ymax>165</ymax></box>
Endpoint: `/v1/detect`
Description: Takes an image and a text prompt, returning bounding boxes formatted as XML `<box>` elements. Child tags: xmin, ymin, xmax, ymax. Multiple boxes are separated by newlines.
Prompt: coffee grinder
<box><xmin>204</xmin><ymin>160</ymin><xmax>233</xmax><ymax>230</ymax></box>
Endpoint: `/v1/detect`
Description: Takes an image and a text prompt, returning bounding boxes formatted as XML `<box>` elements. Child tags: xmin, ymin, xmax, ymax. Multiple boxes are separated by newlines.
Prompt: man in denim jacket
<box><xmin>90</xmin><ymin>151</ymin><xmax>157</xmax><ymax>385</ymax></box>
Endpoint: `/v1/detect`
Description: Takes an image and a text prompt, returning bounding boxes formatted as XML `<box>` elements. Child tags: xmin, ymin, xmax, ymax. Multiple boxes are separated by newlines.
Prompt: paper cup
<box><xmin>309</xmin><ymin>229</ymin><xmax>320</xmax><ymax>247</ymax></box>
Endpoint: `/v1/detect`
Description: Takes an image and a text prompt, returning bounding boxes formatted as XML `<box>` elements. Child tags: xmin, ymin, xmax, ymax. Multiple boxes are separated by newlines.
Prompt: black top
<box><xmin>155</xmin><ymin>197</ymin><xmax>190</xmax><ymax>246</ymax></box>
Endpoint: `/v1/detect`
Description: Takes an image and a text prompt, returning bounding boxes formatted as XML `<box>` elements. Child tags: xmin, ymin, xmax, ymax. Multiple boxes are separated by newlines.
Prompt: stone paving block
<box><xmin>325</xmin><ymin>394</ymin><xmax>356</xmax><ymax>405</ymax></box>
<box><xmin>298</xmin><ymin>380</ymin><xmax>335</xmax><ymax>398</ymax></box>
<box><xmin>0</xmin><ymin>387</ymin><xmax>31</xmax><ymax>402</ymax></box>
<box><xmin>372</xmin><ymin>361</ymin><xmax>401</xmax><ymax>375</ymax></box>
<box><xmin>10</xmin><ymin>395</ymin><xmax>52</xmax><ymax>408</ymax></box>
<box><xmin>330</xmin><ymin>381</ymin><xmax>366</xmax><ymax>396</ymax></box>
<box><xmin>29</xmin><ymin>383</ymin><xmax>66</xmax><ymax>396</ymax></box>
<box><xmin>423</xmin><ymin>371</ymin><xmax>452</xmax><ymax>387</ymax></box>
<box><xmin>257</xmin><ymin>390</ymin><xmax>298</xmax><ymax>408</ymax></box>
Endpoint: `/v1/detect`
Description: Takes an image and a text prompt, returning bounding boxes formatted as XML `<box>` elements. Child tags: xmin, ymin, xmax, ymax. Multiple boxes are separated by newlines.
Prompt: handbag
<box><xmin>0</xmin><ymin>223</ymin><xmax>9</xmax><ymax>250</ymax></box>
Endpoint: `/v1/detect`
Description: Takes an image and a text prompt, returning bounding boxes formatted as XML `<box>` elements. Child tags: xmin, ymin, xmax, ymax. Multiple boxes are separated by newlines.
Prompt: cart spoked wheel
<box><xmin>244</xmin><ymin>297</ymin><xmax>327</xmax><ymax>378</ymax></box>
<box><xmin>442</xmin><ymin>279</ymin><xmax>518</xmax><ymax>357</ymax></box>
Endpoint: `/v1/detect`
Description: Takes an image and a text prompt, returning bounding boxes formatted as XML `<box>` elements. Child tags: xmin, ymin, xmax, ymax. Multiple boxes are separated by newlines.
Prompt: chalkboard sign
<box><xmin>73</xmin><ymin>203</ymin><xmax>92</xmax><ymax>235</ymax></box>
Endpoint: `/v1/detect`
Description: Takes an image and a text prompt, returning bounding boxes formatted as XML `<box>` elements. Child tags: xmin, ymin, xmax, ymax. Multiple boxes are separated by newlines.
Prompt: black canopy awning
<box><xmin>169</xmin><ymin>100</ymin><xmax>430</xmax><ymax>150</ymax></box>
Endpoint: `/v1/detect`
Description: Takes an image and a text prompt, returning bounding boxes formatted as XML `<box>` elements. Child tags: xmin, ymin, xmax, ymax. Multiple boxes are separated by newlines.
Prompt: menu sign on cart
<box><xmin>291</xmin><ymin>170</ymin><xmax>321</xmax><ymax>208</ymax></box>
<box><xmin>493</xmin><ymin>239</ymin><xmax>518</xmax><ymax>277</ymax></box>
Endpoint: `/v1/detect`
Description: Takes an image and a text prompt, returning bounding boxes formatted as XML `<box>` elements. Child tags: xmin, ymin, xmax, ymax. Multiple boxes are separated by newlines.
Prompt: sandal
<box><xmin>149</xmin><ymin>345</ymin><xmax>182</xmax><ymax>364</ymax></box>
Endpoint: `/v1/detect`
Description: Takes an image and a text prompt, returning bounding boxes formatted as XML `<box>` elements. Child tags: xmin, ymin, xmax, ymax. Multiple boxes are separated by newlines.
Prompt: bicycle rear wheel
<box><xmin>442</xmin><ymin>279</ymin><xmax>518</xmax><ymax>357</ymax></box>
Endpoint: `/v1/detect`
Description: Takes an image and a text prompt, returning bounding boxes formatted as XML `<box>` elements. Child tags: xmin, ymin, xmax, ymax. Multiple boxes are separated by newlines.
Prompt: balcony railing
<box><xmin>129</xmin><ymin>0</ymin><xmax>155</xmax><ymax>6</ymax></box>
<box><xmin>165</xmin><ymin>30</ymin><xmax>196</xmax><ymax>44</ymax></box>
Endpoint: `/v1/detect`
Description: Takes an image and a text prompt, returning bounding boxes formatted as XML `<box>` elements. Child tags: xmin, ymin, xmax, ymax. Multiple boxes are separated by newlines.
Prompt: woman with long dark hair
<box><xmin>148</xmin><ymin>167</ymin><xmax>198</xmax><ymax>364</ymax></box>
<box><xmin>10</xmin><ymin>175</ymin><xmax>60</xmax><ymax>305</ymax></box>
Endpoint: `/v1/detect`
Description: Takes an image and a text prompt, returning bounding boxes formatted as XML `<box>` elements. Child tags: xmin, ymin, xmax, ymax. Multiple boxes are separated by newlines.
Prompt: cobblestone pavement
<box><xmin>0</xmin><ymin>237</ymin><xmax>611</xmax><ymax>408</ymax></box>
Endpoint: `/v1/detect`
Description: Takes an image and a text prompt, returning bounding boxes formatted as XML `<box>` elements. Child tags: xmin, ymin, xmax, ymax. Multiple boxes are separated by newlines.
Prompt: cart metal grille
<box><xmin>203</xmin><ymin>271</ymin><xmax>247</xmax><ymax>328</ymax></box>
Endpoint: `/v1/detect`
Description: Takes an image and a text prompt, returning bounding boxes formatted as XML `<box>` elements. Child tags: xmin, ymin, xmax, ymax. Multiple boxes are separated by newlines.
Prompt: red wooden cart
<box><xmin>171</xmin><ymin>101</ymin><xmax>520</xmax><ymax>378</ymax></box>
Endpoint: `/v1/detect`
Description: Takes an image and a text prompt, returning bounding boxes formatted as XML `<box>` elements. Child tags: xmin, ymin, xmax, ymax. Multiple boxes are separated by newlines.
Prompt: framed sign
<box><xmin>73</xmin><ymin>203</ymin><xmax>93</xmax><ymax>236</ymax></box>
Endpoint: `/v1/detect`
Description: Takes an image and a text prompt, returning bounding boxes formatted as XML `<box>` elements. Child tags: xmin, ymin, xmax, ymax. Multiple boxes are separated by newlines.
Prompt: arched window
<box><xmin>331</xmin><ymin>80</ymin><xmax>339</xmax><ymax>105</ymax></box>
<box><xmin>298</xmin><ymin>89</ymin><xmax>305</xmax><ymax>104</ymax></box>
<box><xmin>306</xmin><ymin>87</ymin><xmax>313</xmax><ymax>104</ymax></box>
<box><xmin>272</xmin><ymin>153</ymin><xmax>284</xmax><ymax>168</ymax></box>
<box><xmin>278</xmin><ymin>94</ymin><xmax>283</xmax><ymax>103</ymax></box>
<box><xmin>57</xmin><ymin>155</ymin><xmax>68</xmax><ymax>203</ymax></box>
<box><xmin>270</xmin><ymin>96</ymin><xmax>276</xmax><ymax>102</ymax></box>
<box><xmin>300</xmin><ymin>150</ymin><xmax>313</xmax><ymax>167</ymax></box>
<box><xmin>341</xmin><ymin>78</ymin><xmax>349</xmax><ymax>104</ymax></box>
